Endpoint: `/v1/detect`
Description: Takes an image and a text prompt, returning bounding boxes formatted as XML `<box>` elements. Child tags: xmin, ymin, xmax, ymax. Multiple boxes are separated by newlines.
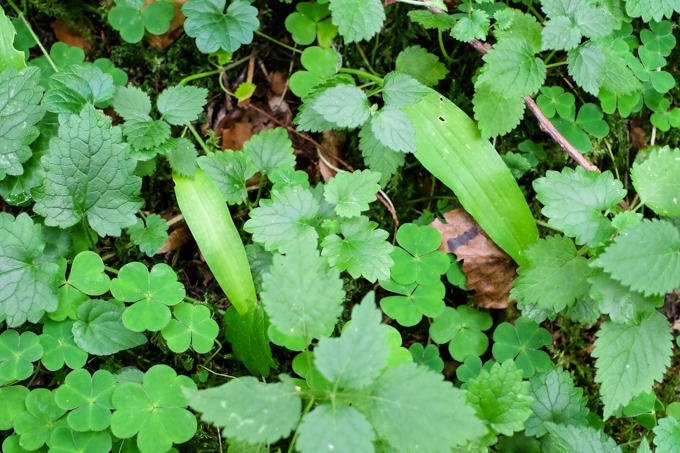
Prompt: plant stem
<box><xmin>187</xmin><ymin>123</ymin><xmax>209</xmax><ymax>153</ymax></box>
<box><xmin>203</xmin><ymin>339</ymin><xmax>223</xmax><ymax>366</ymax></box>
<box><xmin>543</xmin><ymin>49</ymin><xmax>557</xmax><ymax>65</ymax></box>
<box><xmin>545</xmin><ymin>61</ymin><xmax>567</xmax><ymax>68</ymax></box>
<box><xmin>104</xmin><ymin>265</ymin><xmax>119</xmax><ymax>274</ymax></box>
<box><xmin>397</xmin><ymin>195</ymin><xmax>458</xmax><ymax>205</ymax></box>
<box><xmin>534</xmin><ymin>218</ymin><xmax>562</xmax><ymax>232</ymax></box>
<box><xmin>438</xmin><ymin>29</ymin><xmax>453</xmax><ymax>62</ymax></box>
<box><xmin>254</xmin><ymin>30</ymin><xmax>302</xmax><ymax>54</ymax></box>
<box><xmin>286</xmin><ymin>396</ymin><xmax>315</xmax><ymax>453</ymax></box>
<box><xmin>6</xmin><ymin>0</ymin><xmax>59</xmax><ymax>72</ymax></box>
<box><xmin>354</xmin><ymin>42</ymin><xmax>379</xmax><ymax>76</ymax></box>
<box><xmin>82</xmin><ymin>217</ymin><xmax>98</xmax><ymax>252</ymax></box>
<box><xmin>218</xmin><ymin>73</ymin><xmax>235</xmax><ymax>97</ymax></box>
<box><xmin>184</xmin><ymin>295</ymin><xmax>203</xmax><ymax>304</ymax></box>
<box><xmin>178</xmin><ymin>69</ymin><xmax>222</xmax><ymax>86</ymax></box>
<box><xmin>371</xmin><ymin>33</ymin><xmax>380</xmax><ymax>66</ymax></box>
<box><xmin>527</xmin><ymin>2</ymin><xmax>545</xmax><ymax>21</ymax></box>
<box><xmin>338</xmin><ymin>67</ymin><xmax>384</xmax><ymax>85</ymax></box>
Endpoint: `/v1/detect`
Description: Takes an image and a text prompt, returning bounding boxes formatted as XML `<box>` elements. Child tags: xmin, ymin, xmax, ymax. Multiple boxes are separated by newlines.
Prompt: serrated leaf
<box><xmin>112</xmin><ymin>85</ymin><xmax>152</xmax><ymax>120</ymax></box>
<box><xmin>542</xmin><ymin>16</ymin><xmax>581</xmax><ymax>51</ymax></box>
<box><xmin>308</xmin><ymin>84</ymin><xmax>370</xmax><ymax>128</ymax></box>
<box><xmin>198</xmin><ymin>150</ymin><xmax>256</xmax><ymax>205</ymax></box>
<box><xmin>395</xmin><ymin>45</ymin><xmax>448</xmax><ymax>87</ymax></box>
<box><xmin>243</xmin><ymin>127</ymin><xmax>296</xmax><ymax>175</ymax></box>
<box><xmin>223</xmin><ymin>304</ymin><xmax>275</xmax><ymax>377</ymax></box>
<box><xmin>42</xmin><ymin>64</ymin><xmax>115</xmax><ymax>114</ymax></box>
<box><xmin>182</xmin><ymin>0</ymin><xmax>259</xmax><ymax>53</ymax></box>
<box><xmin>0</xmin><ymin>212</ymin><xmax>59</xmax><ymax>327</ymax></box>
<box><xmin>511</xmin><ymin>235</ymin><xmax>591</xmax><ymax>313</ymax></box>
<box><xmin>625</xmin><ymin>0</ymin><xmax>680</xmax><ymax>22</ymax></box>
<box><xmin>186</xmin><ymin>375</ymin><xmax>301</xmax><ymax>443</ymax></box>
<box><xmin>593</xmin><ymin>311</ymin><xmax>672</xmax><ymax>418</ymax></box>
<box><xmin>631</xmin><ymin>146</ymin><xmax>680</xmax><ymax>217</ymax></box>
<box><xmin>452</xmin><ymin>10</ymin><xmax>489</xmax><ymax>42</ymax></box>
<box><xmin>566</xmin><ymin>42</ymin><xmax>604</xmax><ymax>96</ymax></box>
<box><xmin>524</xmin><ymin>366</ymin><xmax>589</xmax><ymax>437</ymax></box>
<box><xmin>296</xmin><ymin>404</ymin><xmax>374</xmax><ymax>453</ymax></box>
<box><xmin>328</xmin><ymin>0</ymin><xmax>384</xmax><ymax>43</ymax></box>
<box><xmin>370</xmin><ymin>106</ymin><xmax>416</xmax><ymax>153</ymax></box>
<box><xmin>592</xmin><ymin>219</ymin><xmax>680</xmax><ymax>296</ymax></box>
<box><xmin>123</xmin><ymin>117</ymin><xmax>172</xmax><ymax>151</ymax></box>
<box><xmin>654</xmin><ymin>417</ymin><xmax>680</xmax><ymax>453</ymax></box>
<box><xmin>128</xmin><ymin>214</ymin><xmax>168</xmax><ymax>257</ymax></box>
<box><xmin>323</xmin><ymin>169</ymin><xmax>380</xmax><ymax>218</ymax></box>
<box><xmin>477</xmin><ymin>39</ymin><xmax>546</xmax><ymax>98</ymax></box>
<box><xmin>167</xmin><ymin>137</ymin><xmax>198</xmax><ymax>178</ymax></box>
<box><xmin>494</xmin><ymin>11</ymin><xmax>542</xmax><ymax>53</ymax></box>
<box><xmin>534</xmin><ymin>167</ymin><xmax>625</xmax><ymax>247</ymax></box>
<box><xmin>382</xmin><ymin>72</ymin><xmax>430</xmax><ymax>109</ymax></box>
<box><xmin>545</xmin><ymin>422</ymin><xmax>622</xmax><ymax>453</ymax></box>
<box><xmin>261</xmin><ymin>240</ymin><xmax>344</xmax><ymax>340</ymax></box>
<box><xmin>358</xmin><ymin>122</ymin><xmax>405</xmax><ymax>187</ymax></box>
<box><xmin>162</xmin><ymin>303</ymin><xmax>219</xmax><ymax>354</ymax></box>
<box><xmin>408</xmin><ymin>10</ymin><xmax>457</xmax><ymax>31</ymax></box>
<box><xmin>54</xmin><ymin>368</ymin><xmax>116</xmax><ymax>432</ymax></box>
<box><xmin>473</xmin><ymin>84</ymin><xmax>525</xmax><ymax>138</ymax></box>
<box><xmin>157</xmin><ymin>85</ymin><xmax>208</xmax><ymax>126</ymax></box>
<box><xmin>589</xmin><ymin>270</ymin><xmax>663</xmax><ymax>325</ymax></box>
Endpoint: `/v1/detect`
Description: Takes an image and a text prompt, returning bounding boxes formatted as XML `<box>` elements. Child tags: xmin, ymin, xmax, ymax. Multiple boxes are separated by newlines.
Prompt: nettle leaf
<box><xmin>111</xmin><ymin>262</ymin><xmax>185</xmax><ymax>332</ymax></box>
<box><xmin>382</xmin><ymin>72</ymin><xmax>431</xmax><ymax>109</ymax></box>
<box><xmin>243</xmin><ymin>127</ymin><xmax>296</xmax><ymax>175</ymax></box>
<box><xmin>0</xmin><ymin>385</ymin><xmax>29</xmax><ymax>430</ymax></box>
<box><xmin>324</xmin><ymin>169</ymin><xmax>381</xmax><ymax>218</ymax></box>
<box><xmin>244</xmin><ymin>185</ymin><xmax>320</xmax><ymax>252</ymax></box>
<box><xmin>589</xmin><ymin>270</ymin><xmax>663</xmax><ymax>325</ymax></box>
<box><xmin>112</xmin><ymin>85</ymin><xmax>152</xmax><ymax>120</ymax></box>
<box><xmin>510</xmin><ymin>235</ymin><xmax>591</xmax><ymax>315</ymax></box>
<box><xmin>246</xmin><ymin>243</ymin><xmax>273</xmax><ymax>293</ymax></box>
<box><xmin>429</xmin><ymin>306</ymin><xmax>492</xmax><ymax>362</ymax></box>
<box><xmin>187</xmin><ymin>374</ymin><xmax>301</xmax><ymax>443</ymax></box>
<box><xmin>477</xmin><ymin>38</ymin><xmax>546</xmax><ymax>98</ymax></box>
<box><xmin>123</xmin><ymin>117</ymin><xmax>172</xmax><ymax>152</ymax></box>
<box><xmin>312</xmin><ymin>84</ymin><xmax>370</xmax><ymax>129</ymax></box>
<box><xmin>39</xmin><ymin>319</ymin><xmax>88</xmax><ymax>371</ymax></box>
<box><xmin>111</xmin><ymin>365</ymin><xmax>197</xmax><ymax>453</ymax></box>
<box><xmin>296</xmin><ymin>404</ymin><xmax>375</xmax><ymax>453</ymax></box>
<box><xmin>0</xmin><ymin>66</ymin><xmax>45</xmax><ymax>180</ymax></box>
<box><xmin>321</xmin><ymin>216</ymin><xmax>394</xmax><ymax>282</ymax></box>
<box><xmin>13</xmin><ymin>391</ymin><xmax>67</xmax><ymax>451</ymax></box>
<box><xmin>314</xmin><ymin>292</ymin><xmax>389</xmax><ymax>389</ymax></box>
<box><xmin>452</xmin><ymin>10</ymin><xmax>489</xmax><ymax>42</ymax></box>
<box><xmin>358</xmin><ymin>362</ymin><xmax>487</xmax><ymax>451</ymax></box>
<box><xmin>534</xmin><ymin>167</ymin><xmax>625</xmax><ymax>247</ymax></box>
<box><xmin>472</xmin><ymin>83</ymin><xmax>526</xmax><ymax>139</ymax></box>
<box><xmin>358</xmin><ymin>122</ymin><xmax>405</xmax><ymax>187</ymax></box>
<box><xmin>33</xmin><ymin>104</ymin><xmax>143</xmax><ymax>237</ymax></box>
<box><xmin>389</xmin><ymin>224</ymin><xmax>450</xmax><ymax>286</ymax></box>
<box><xmin>395</xmin><ymin>45</ymin><xmax>448</xmax><ymax>87</ymax></box>
<box><xmin>593</xmin><ymin>311</ymin><xmax>672</xmax><ymax>419</ymax></box>
<box><xmin>545</xmin><ymin>423</ymin><xmax>621</xmax><ymax>452</ymax></box>
<box><xmin>157</xmin><ymin>85</ymin><xmax>208</xmax><ymax>126</ymax></box>
<box><xmin>408</xmin><ymin>10</ymin><xmax>456</xmax><ymax>31</ymax></box>
<box><xmin>161</xmin><ymin>302</ymin><xmax>219</xmax><ymax>354</ymax></box>
<box><xmin>625</xmin><ymin>0</ymin><xmax>680</xmax><ymax>22</ymax></box>
<box><xmin>224</xmin><ymin>304</ymin><xmax>275</xmax><ymax>377</ymax></box>
<box><xmin>541</xmin><ymin>16</ymin><xmax>581</xmax><ymax>51</ymax></box>
<box><xmin>198</xmin><ymin>150</ymin><xmax>256</xmax><ymax>205</ymax></box>
<box><xmin>524</xmin><ymin>366</ymin><xmax>589</xmax><ymax>437</ymax></box>
<box><xmin>128</xmin><ymin>214</ymin><xmax>168</xmax><ymax>257</ymax></box>
<box><xmin>631</xmin><ymin>146</ymin><xmax>680</xmax><ymax>218</ymax></box>
<box><xmin>370</xmin><ymin>106</ymin><xmax>417</xmax><ymax>153</ymax></box>
<box><xmin>167</xmin><ymin>137</ymin><xmax>198</xmax><ymax>177</ymax></box>
<box><xmin>0</xmin><ymin>212</ymin><xmax>59</xmax><ymax>327</ymax></box>
<box><xmin>654</xmin><ymin>417</ymin><xmax>680</xmax><ymax>453</ymax></box>
<box><xmin>379</xmin><ymin>278</ymin><xmax>445</xmax><ymax>327</ymax></box>
<box><xmin>465</xmin><ymin>360</ymin><xmax>533</xmax><ymax>437</ymax></box>
<box><xmin>0</xmin><ymin>330</ymin><xmax>43</xmax><ymax>381</ymax></box>
<box><xmin>261</xmin><ymin>240</ymin><xmax>344</xmax><ymax>340</ymax></box>
<box><xmin>492</xmin><ymin>317</ymin><xmax>552</xmax><ymax>378</ymax></box>
<box><xmin>328</xmin><ymin>0</ymin><xmax>384</xmax><ymax>43</ymax></box>
<box><xmin>49</xmin><ymin>427</ymin><xmax>112</xmax><ymax>453</ymax></box>
<box><xmin>42</xmin><ymin>64</ymin><xmax>115</xmax><ymax>114</ymax></box>
<box><xmin>409</xmin><ymin>343</ymin><xmax>444</xmax><ymax>373</ymax></box>
<box><xmin>54</xmin><ymin>368</ymin><xmax>116</xmax><ymax>432</ymax></box>
<box><xmin>72</xmin><ymin>299</ymin><xmax>147</xmax><ymax>356</ymax></box>
<box><xmin>592</xmin><ymin>219</ymin><xmax>680</xmax><ymax>296</ymax></box>
<box><xmin>182</xmin><ymin>0</ymin><xmax>259</xmax><ymax>53</ymax></box>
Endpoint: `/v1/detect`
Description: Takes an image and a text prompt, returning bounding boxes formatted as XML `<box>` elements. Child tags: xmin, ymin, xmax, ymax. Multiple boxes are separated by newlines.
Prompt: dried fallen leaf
<box><xmin>51</xmin><ymin>21</ymin><xmax>93</xmax><ymax>53</ymax></box>
<box><xmin>146</xmin><ymin>0</ymin><xmax>188</xmax><ymax>50</ymax></box>
<box><xmin>222</xmin><ymin>121</ymin><xmax>257</xmax><ymax>150</ymax></box>
<box><xmin>157</xmin><ymin>224</ymin><xmax>192</xmax><ymax>254</ymax></box>
<box><xmin>318</xmin><ymin>130</ymin><xmax>344</xmax><ymax>182</ymax></box>
<box><xmin>431</xmin><ymin>209</ymin><xmax>517</xmax><ymax>309</ymax></box>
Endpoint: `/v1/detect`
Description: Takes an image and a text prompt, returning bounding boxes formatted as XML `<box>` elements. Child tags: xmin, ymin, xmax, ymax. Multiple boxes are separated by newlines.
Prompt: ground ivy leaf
<box><xmin>243</xmin><ymin>127</ymin><xmax>296</xmax><ymax>175</ymax></box>
<box><xmin>593</xmin><ymin>311</ymin><xmax>672</xmax><ymax>419</ymax></box>
<box><xmin>451</xmin><ymin>10</ymin><xmax>489</xmax><ymax>42</ymax></box>
<box><xmin>429</xmin><ymin>306</ymin><xmax>492</xmax><ymax>362</ymax></box>
<box><xmin>545</xmin><ymin>422</ymin><xmax>622</xmax><ymax>452</ymax></box>
<box><xmin>296</xmin><ymin>404</ymin><xmax>375</xmax><ymax>453</ymax></box>
<box><xmin>382</xmin><ymin>72</ymin><xmax>431</xmax><ymax>109</ymax></box>
<box><xmin>13</xmin><ymin>388</ymin><xmax>67</xmax><ymax>451</ymax></box>
<box><xmin>625</xmin><ymin>0</ymin><xmax>680</xmax><ymax>22</ymax></box>
<box><xmin>182</xmin><ymin>0</ymin><xmax>259</xmax><ymax>53</ymax></box>
<box><xmin>370</xmin><ymin>106</ymin><xmax>417</xmax><ymax>153</ymax></box>
<box><xmin>473</xmin><ymin>83</ymin><xmax>526</xmax><ymax>139</ymax></box>
<box><xmin>534</xmin><ymin>167</ymin><xmax>625</xmax><ymax>247</ymax></box>
<box><xmin>477</xmin><ymin>38</ymin><xmax>546</xmax><ymax>98</ymax></box>
<box><xmin>321</xmin><ymin>216</ymin><xmax>394</xmax><ymax>282</ymax></box>
<box><xmin>309</xmin><ymin>84</ymin><xmax>370</xmax><ymax>128</ymax></box>
<box><xmin>589</xmin><ymin>270</ymin><xmax>663</xmax><ymax>325</ymax></box>
<box><xmin>33</xmin><ymin>104</ymin><xmax>143</xmax><ymax>237</ymax></box>
<box><xmin>156</xmin><ymin>85</ymin><xmax>208</xmax><ymax>126</ymax></box>
<box><xmin>328</xmin><ymin>0</ymin><xmax>384</xmax><ymax>43</ymax></box>
<box><xmin>0</xmin><ymin>212</ymin><xmax>59</xmax><ymax>327</ymax></box>
<box><xmin>198</xmin><ymin>150</ymin><xmax>256</xmax><ymax>205</ymax></box>
<box><xmin>72</xmin><ymin>299</ymin><xmax>147</xmax><ymax>356</ymax></box>
<box><xmin>510</xmin><ymin>235</ymin><xmax>591</xmax><ymax>314</ymax></box>
<box><xmin>358</xmin><ymin>122</ymin><xmax>405</xmax><ymax>187</ymax></box>
<box><xmin>0</xmin><ymin>385</ymin><xmax>29</xmax><ymax>430</ymax></box>
<box><xmin>161</xmin><ymin>302</ymin><xmax>219</xmax><ymax>354</ymax></box>
<box><xmin>524</xmin><ymin>366</ymin><xmax>589</xmax><ymax>437</ymax></box>
<box><xmin>223</xmin><ymin>304</ymin><xmax>275</xmax><ymax>377</ymax></box>
<box><xmin>631</xmin><ymin>146</ymin><xmax>680</xmax><ymax>217</ymax></box>
<box><xmin>112</xmin><ymin>85</ymin><xmax>151</xmax><ymax>120</ymax></box>
<box><xmin>492</xmin><ymin>317</ymin><xmax>552</xmax><ymax>378</ymax></box>
<box><xmin>358</xmin><ymin>362</ymin><xmax>487</xmax><ymax>451</ymax></box>
<box><xmin>654</xmin><ymin>417</ymin><xmax>680</xmax><ymax>453</ymax></box>
<box><xmin>39</xmin><ymin>319</ymin><xmax>88</xmax><ymax>371</ymax></box>
<box><xmin>167</xmin><ymin>137</ymin><xmax>198</xmax><ymax>178</ymax></box>
<box><xmin>186</xmin><ymin>375</ymin><xmax>301</xmax><ymax>444</ymax></box>
<box><xmin>0</xmin><ymin>330</ymin><xmax>43</xmax><ymax>382</ymax></box>
<box><xmin>324</xmin><ymin>169</ymin><xmax>381</xmax><ymax>218</ymax></box>
<box><xmin>111</xmin><ymin>364</ymin><xmax>197</xmax><ymax>453</ymax></box>
<box><xmin>54</xmin><ymin>368</ymin><xmax>116</xmax><ymax>432</ymax></box>
<box><xmin>128</xmin><ymin>214</ymin><xmax>168</xmax><ymax>257</ymax></box>
<box><xmin>314</xmin><ymin>292</ymin><xmax>389</xmax><ymax>389</ymax></box>
<box><xmin>395</xmin><ymin>45</ymin><xmax>448</xmax><ymax>87</ymax></box>
<box><xmin>48</xmin><ymin>427</ymin><xmax>112</xmax><ymax>453</ymax></box>
<box><xmin>0</xmin><ymin>66</ymin><xmax>44</xmax><ymax>179</ymax></box>
<box><xmin>592</xmin><ymin>219</ymin><xmax>680</xmax><ymax>296</ymax></box>
<box><xmin>244</xmin><ymin>185</ymin><xmax>320</xmax><ymax>252</ymax></box>
<box><xmin>42</xmin><ymin>64</ymin><xmax>115</xmax><ymax>114</ymax></box>
<box><xmin>261</xmin><ymin>240</ymin><xmax>344</xmax><ymax>340</ymax></box>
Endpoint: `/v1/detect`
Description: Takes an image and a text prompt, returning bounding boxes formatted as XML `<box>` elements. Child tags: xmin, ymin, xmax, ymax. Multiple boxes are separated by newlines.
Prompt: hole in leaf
<box><xmin>438</xmin><ymin>116</ymin><xmax>446</xmax><ymax>122</ymax></box>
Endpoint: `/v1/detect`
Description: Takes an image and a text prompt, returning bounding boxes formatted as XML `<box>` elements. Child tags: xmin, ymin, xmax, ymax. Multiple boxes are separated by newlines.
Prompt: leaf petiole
<box><xmin>338</xmin><ymin>68</ymin><xmax>384</xmax><ymax>85</ymax></box>
<box><xmin>254</xmin><ymin>30</ymin><xmax>302</xmax><ymax>54</ymax></box>
<box><xmin>6</xmin><ymin>0</ymin><xmax>59</xmax><ymax>72</ymax></box>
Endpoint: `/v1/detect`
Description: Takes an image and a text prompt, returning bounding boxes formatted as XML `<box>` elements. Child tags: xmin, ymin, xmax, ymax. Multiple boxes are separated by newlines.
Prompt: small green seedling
<box><xmin>492</xmin><ymin>317</ymin><xmax>552</xmax><ymax>378</ymax></box>
<box><xmin>379</xmin><ymin>278</ymin><xmax>445</xmax><ymax>326</ymax></box>
<box><xmin>0</xmin><ymin>330</ymin><xmax>43</xmax><ymax>382</ymax></box>
<box><xmin>54</xmin><ymin>368</ymin><xmax>116</xmax><ymax>432</ymax></box>
<box><xmin>430</xmin><ymin>306</ymin><xmax>492</xmax><ymax>362</ymax></box>
<box><xmin>39</xmin><ymin>319</ymin><xmax>88</xmax><ymax>371</ymax></box>
<box><xmin>161</xmin><ymin>303</ymin><xmax>219</xmax><ymax>354</ymax></box>
<box><xmin>389</xmin><ymin>223</ymin><xmax>450</xmax><ymax>286</ymax></box>
<box><xmin>324</xmin><ymin>169</ymin><xmax>382</xmax><ymax>218</ymax></box>
<box><xmin>285</xmin><ymin>2</ymin><xmax>337</xmax><ymax>47</ymax></box>
<box><xmin>108</xmin><ymin>0</ymin><xmax>175</xmax><ymax>43</ymax></box>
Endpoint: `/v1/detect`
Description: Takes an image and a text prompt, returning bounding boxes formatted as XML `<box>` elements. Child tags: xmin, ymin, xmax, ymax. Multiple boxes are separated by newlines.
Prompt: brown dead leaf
<box><xmin>269</xmin><ymin>72</ymin><xmax>288</xmax><ymax>96</ymax></box>
<box><xmin>318</xmin><ymin>131</ymin><xmax>344</xmax><ymax>182</ymax></box>
<box><xmin>51</xmin><ymin>21</ymin><xmax>93</xmax><ymax>53</ymax></box>
<box><xmin>222</xmin><ymin>122</ymin><xmax>257</xmax><ymax>150</ymax></box>
<box><xmin>629</xmin><ymin>125</ymin><xmax>647</xmax><ymax>151</ymax></box>
<box><xmin>431</xmin><ymin>209</ymin><xmax>517</xmax><ymax>309</ymax></box>
<box><xmin>157</xmin><ymin>224</ymin><xmax>192</xmax><ymax>254</ymax></box>
<box><xmin>146</xmin><ymin>0</ymin><xmax>188</xmax><ymax>50</ymax></box>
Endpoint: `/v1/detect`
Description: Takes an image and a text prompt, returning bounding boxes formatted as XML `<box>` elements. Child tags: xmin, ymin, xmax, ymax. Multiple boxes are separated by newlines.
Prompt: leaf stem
<box><xmin>184</xmin><ymin>295</ymin><xmax>203</xmax><ymax>304</ymax></box>
<box><xmin>338</xmin><ymin>68</ymin><xmax>384</xmax><ymax>85</ymax></box>
<box><xmin>534</xmin><ymin>218</ymin><xmax>562</xmax><ymax>232</ymax></box>
<box><xmin>543</xmin><ymin>49</ymin><xmax>557</xmax><ymax>65</ymax></box>
<box><xmin>527</xmin><ymin>2</ymin><xmax>545</xmax><ymax>22</ymax></box>
<box><xmin>286</xmin><ymin>395</ymin><xmax>315</xmax><ymax>453</ymax></box>
<box><xmin>438</xmin><ymin>29</ymin><xmax>453</xmax><ymax>62</ymax></box>
<box><xmin>545</xmin><ymin>61</ymin><xmax>567</xmax><ymax>69</ymax></box>
<box><xmin>187</xmin><ymin>123</ymin><xmax>210</xmax><ymax>153</ymax></box>
<box><xmin>203</xmin><ymin>339</ymin><xmax>223</xmax><ymax>366</ymax></box>
<box><xmin>354</xmin><ymin>42</ymin><xmax>380</xmax><ymax>76</ymax></box>
<box><xmin>104</xmin><ymin>265</ymin><xmax>119</xmax><ymax>274</ymax></box>
<box><xmin>178</xmin><ymin>69</ymin><xmax>222</xmax><ymax>86</ymax></box>
<box><xmin>396</xmin><ymin>195</ymin><xmax>458</xmax><ymax>205</ymax></box>
<box><xmin>254</xmin><ymin>30</ymin><xmax>302</xmax><ymax>54</ymax></box>
<box><xmin>6</xmin><ymin>0</ymin><xmax>59</xmax><ymax>73</ymax></box>
<box><xmin>82</xmin><ymin>217</ymin><xmax>98</xmax><ymax>252</ymax></box>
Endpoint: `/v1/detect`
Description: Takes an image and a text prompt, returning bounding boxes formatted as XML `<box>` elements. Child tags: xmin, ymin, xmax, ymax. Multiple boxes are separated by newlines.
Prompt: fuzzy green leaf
<box><xmin>631</xmin><ymin>146</ymin><xmax>680</xmax><ymax>217</ymax></box>
<box><xmin>39</xmin><ymin>319</ymin><xmax>88</xmax><ymax>371</ymax></box>
<box><xmin>451</xmin><ymin>10</ymin><xmax>489</xmax><ymax>42</ymax></box>
<box><xmin>408</xmin><ymin>10</ymin><xmax>457</xmax><ymax>30</ymax></box>
<box><xmin>542</xmin><ymin>16</ymin><xmax>581</xmax><ymax>51</ymax></box>
<box><xmin>123</xmin><ymin>117</ymin><xmax>172</xmax><ymax>151</ymax></box>
<box><xmin>328</xmin><ymin>0</ymin><xmax>384</xmax><ymax>43</ymax></box>
<box><xmin>545</xmin><ymin>423</ymin><xmax>622</xmax><ymax>453</ymax></box>
<box><xmin>167</xmin><ymin>137</ymin><xmax>198</xmax><ymax>178</ymax></box>
<box><xmin>309</xmin><ymin>84</ymin><xmax>370</xmax><ymax>128</ymax></box>
<box><xmin>324</xmin><ymin>169</ymin><xmax>381</xmax><ymax>218</ymax></box>
<box><xmin>593</xmin><ymin>311</ymin><xmax>672</xmax><ymax>418</ymax></box>
<box><xmin>358</xmin><ymin>122</ymin><xmax>405</xmax><ymax>187</ymax></box>
<box><xmin>296</xmin><ymin>404</ymin><xmax>375</xmax><ymax>453</ymax></box>
<box><xmin>112</xmin><ymin>85</ymin><xmax>151</xmax><ymax>120</ymax></box>
<box><xmin>654</xmin><ymin>417</ymin><xmax>680</xmax><ymax>453</ymax></box>
<box><xmin>477</xmin><ymin>39</ymin><xmax>546</xmax><ymax>98</ymax></box>
<box><xmin>243</xmin><ymin>127</ymin><xmax>296</xmax><ymax>175</ymax></box>
<box><xmin>370</xmin><ymin>107</ymin><xmax>417</xmax><ymax>153</ymax></box>
<box><xmin>472</xmin><ymin>84</ymin><xmax>526</xmax><ymax>138</ymax></box>
<box><xmin>395</xmin><ymin>45</ymin><xmax>448</xmax><ymax>87</ymax></box>
<box><xmin>182</xmin><ymin>0</ymin><xmax>259</xmax><ymax>53</ymax></box>
<box><xmin>128</xmin><ymin>214</ymin><xmax>168</xmax><ymax>257</ymax></box>
<box><xmin>198</xmin><ymin>150</ymin><xmax>256</xmax><ymax>205</ymax></box>
<box><xmin>625</xmin><ymin>0</ymin><xmax>680</xmax><ymax>22</ymax></box>
<box><xmin>157</xmin><ymin>85</ymin><xmax>208</xmax><ymax>126</ymax></box>
<box><xmin>161</xmin><ymin>303</ymin><xmax>219</xmax><ymax>354</ymax></box>
<box><xmin>54</xmin><ymin>368</ymin><xmax>116</xmax><ymax>432</ymax></box>
<box><xmin>382</xmin><ymin>72</ymin><xmax>431</xmax><ymax>109</ymax></box>
<box><xmin>42</xmin><ymin>64</ymin><xmax>115</xmax><ymax>114</ymax></box>
<box><xmin>589</xmin><ymin>270</ymin><xmax>663</xmax><ymax>325</ymax></box>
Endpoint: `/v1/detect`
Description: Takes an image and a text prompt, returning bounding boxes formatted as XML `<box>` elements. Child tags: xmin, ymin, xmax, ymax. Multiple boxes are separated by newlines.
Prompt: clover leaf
<box><xmin>289</xmin><ymin>46</ymin><xmax>340</xmax><ymax>98</ymax></box>
<box><xmin>492</xmin><ymin>317</ymin><xmax>552</xmax><ymax>378</ymax></box>
<box><xmin>456</xmin><ymin>356</ymin><xmax>493</xmax><ymax>384</ymax></box>
<box><xmin>389</xmin><ymin>223</ymin><xmax>450</xmax><ymax>286</ymax></box>
<box><xmin>39</xmin><ymin>319</ymin><xmax>88</xmax><ymax>371</ymax></box>
<box><xmin>109</xmin><ymin>0</ymin><xmax>175</xmax><ymax>43</ymax></box>
<box><xmin>64</xmin><ymin>251</ymin><xmax>111</xmax><ymax>297</ymax></box>
<box><xmin>641</xmin><ymin>21</ymin><xmax>675</xmax><ymax>57</ymax></box>
<box><xmin>161</xmin><ymin>303</ymin><xmax>219</xmax><ymax>354</ymax></box>
<box><xmin>536</xmin><ymin>86</ymin><xmax>575</xmax><ymax>119</ymax></box>
<box><xmin>285</xmin><ymin>2</ymin><xmax>337</xmax><ymax>47</ymax></box>
<box><xmin>430</xmin><ymin>306</ymin><xmax>492</xmax><ymax>362</ymax></box>
<box><xmin>379</xmin><ymin>278</ymin><xmax>445</xmax><ymax>327</ymax></box>
<box><xmin>13</xmin><ymin>388</ymin><xmax>67</xmax><ymax>451</ymax></box>
<box><xmin>409</xmin><ymin>343</ymin><xmax>444</xmax><ymax>373</ymax></box>
<box><xmin>111</xmin><ymin>364</ymin><xmax>197</xmax><ymax>453</ymax></box>
<box><xmin>0</xmin><ymin>330</ymin><xmax>43</xmax><ymax>382</ymax></box>
<box><xmin>0</xmin><ymin>385</ymin><xmax>29</xmax><ymax>430</ymax></box>
<box><xmin>48</xmin><ymin>427</ymin><xmax>112</xmax><ymax>453</ymax></box>
<box><xmin>551</xmin><ymin>103</ymin><xmax>610</xmax><ymax>152</ymax></box>
<box><xmin>54</xmin><ymin>368</ymin><xmax>116</xmax><ymax>432</ymax></box>
<box><xmin>111</xmin><ymin>262</ymin><xmax>185</xmax><ymax>332</ymax></box>
<box><xmin>182</xmin><ymin>0</ymin><xmax>259</xmax><ymax>54</ymax></box>
<box><xmin>384</xmin><ymin>325</ymin><xmax>413</xmax><ymax>367</ymax></box>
